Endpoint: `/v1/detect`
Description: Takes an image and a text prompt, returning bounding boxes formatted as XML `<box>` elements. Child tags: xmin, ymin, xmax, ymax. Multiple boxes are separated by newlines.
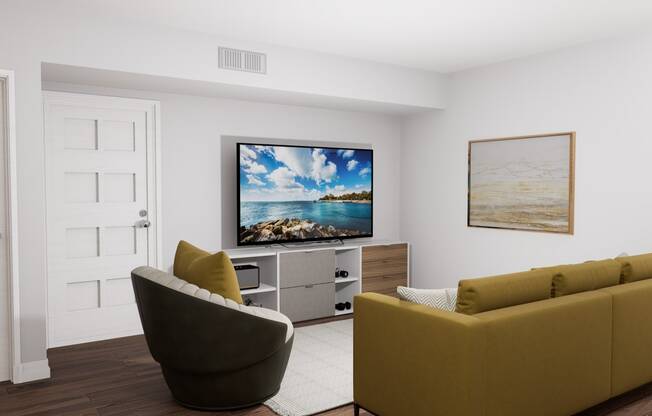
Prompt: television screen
<box><xmin>238</xmin><ymin>143</ymin><xmax>373</xmax><ymax>246</ymax></box>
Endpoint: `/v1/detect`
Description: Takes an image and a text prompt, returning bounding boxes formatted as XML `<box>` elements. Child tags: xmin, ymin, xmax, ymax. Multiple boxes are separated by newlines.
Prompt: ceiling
<box><xmin>67</xmin><ymin>0</ymin><xmax>652</xmax><ymax>73</ymax></box>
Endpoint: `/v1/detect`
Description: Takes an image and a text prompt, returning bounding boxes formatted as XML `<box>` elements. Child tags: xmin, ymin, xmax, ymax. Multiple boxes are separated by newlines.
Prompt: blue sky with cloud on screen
<box><xmin>239</xmin><ymin>144</ymin><xmax>372</xmax><ymax>201</ymax></box>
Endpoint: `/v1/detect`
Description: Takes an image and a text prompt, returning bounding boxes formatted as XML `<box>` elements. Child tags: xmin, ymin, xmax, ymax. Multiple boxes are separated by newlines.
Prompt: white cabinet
<box><xmin>224</xmin><ymin>241</ymin><xmax>409</xmax><ymax>322</ymax></box>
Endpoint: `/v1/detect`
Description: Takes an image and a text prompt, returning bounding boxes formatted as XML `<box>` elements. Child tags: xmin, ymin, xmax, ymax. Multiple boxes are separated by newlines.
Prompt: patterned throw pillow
<box><xmin>446</xmin><ymin>288</ymin><xmax>457</xmax><ymax>310</ymax></box>
<box><xmin>397</xmin><ymin>286</ymin><xmax>458</xmax><ymax>312</ymax></box>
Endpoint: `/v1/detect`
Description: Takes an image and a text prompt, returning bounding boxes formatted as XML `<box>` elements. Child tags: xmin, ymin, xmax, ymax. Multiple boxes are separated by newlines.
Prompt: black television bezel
<box><xmin>236</xmin><ymin>142</ymin><xmax>374</xmax><ymax>246</ymax></box>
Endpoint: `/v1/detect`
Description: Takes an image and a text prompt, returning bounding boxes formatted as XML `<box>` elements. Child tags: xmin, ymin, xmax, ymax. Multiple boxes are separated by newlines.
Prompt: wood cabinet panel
<box><xmin>362</xmin><ymin>243</ymin><xmax>408</xmax><ymax>296</ymax></box>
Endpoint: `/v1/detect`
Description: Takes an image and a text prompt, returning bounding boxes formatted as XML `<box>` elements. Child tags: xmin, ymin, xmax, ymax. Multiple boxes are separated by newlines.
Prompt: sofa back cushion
<box><xmin>173</xmin><ymin>240</ymin><xmax>243</xmax><ymax>304</ymax></box>
<box><xmin>545</xmin><ymin>259</ymin><xmax>621</xmax><ymax>297</ymax></box>
<box><xmin>456</xmin><ymin>269</ymin><xmax>552</xmax><ymax>315</ymax></box>
<box><xmin>615</xmin><ymin>253</ymin><xmax>652</xmax><ymax>283</ymax></box>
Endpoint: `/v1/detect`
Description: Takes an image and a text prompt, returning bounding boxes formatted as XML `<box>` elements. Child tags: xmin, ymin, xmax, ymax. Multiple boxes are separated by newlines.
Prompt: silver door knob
<box><xmin>136</xmin><ymin>219</ymin><xmax>151</xmax><ymax>228</ymax></box>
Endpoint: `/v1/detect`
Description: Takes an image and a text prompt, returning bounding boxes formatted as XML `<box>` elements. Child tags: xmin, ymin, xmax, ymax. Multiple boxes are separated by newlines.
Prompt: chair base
<box><xmin>174</xmin><ymin>387</ymin><xmax>280</xmax><ymax>411</ymax></box>
<box><xmin>161</xmin><ymin>336</ymin><xmax>293</xmax><ymax>410</ymax></box>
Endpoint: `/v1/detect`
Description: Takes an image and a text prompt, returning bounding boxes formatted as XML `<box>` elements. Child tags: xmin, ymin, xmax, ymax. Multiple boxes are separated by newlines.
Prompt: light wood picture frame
<box><xmin>467</xmin><ymin>132</ymin><xmax>575</xmax><ymax>234</ymax></box>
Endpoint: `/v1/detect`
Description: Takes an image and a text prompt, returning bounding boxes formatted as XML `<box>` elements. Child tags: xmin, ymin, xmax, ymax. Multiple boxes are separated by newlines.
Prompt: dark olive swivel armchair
<box><xmin>131</xmin><ymin>266</ymin><xmax>294</xmax><ymax>410</ymax></box>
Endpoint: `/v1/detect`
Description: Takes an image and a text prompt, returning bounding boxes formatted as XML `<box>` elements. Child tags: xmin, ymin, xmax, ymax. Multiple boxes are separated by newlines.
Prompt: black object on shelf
<box><xmin>336</xmin><ymin>302</ymin><xmax>352</xmax><ymax>311</ymax></box>
<box><xmin>335</xmin><ymin>268</ymin><xmax>349</xmax><ymax>278</ymax></box>
<box><xmin>234</xmin><ymin>264</ymin><xmax>260</xmax><ymax>290</ymax></box>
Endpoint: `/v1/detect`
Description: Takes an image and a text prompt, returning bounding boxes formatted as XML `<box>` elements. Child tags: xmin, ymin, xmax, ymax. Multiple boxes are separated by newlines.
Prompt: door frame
<box><xmin>42</xmin><ymin>91</ymin><xmax>162</xmax><ymax>347</ymax></box>
<box><xmin>0</xmin><ymin>69</ymin><xmax>21</xmax><ymax>383</ymax></box>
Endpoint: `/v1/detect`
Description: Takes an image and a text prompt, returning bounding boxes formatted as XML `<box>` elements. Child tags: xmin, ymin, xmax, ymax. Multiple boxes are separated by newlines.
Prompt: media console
<box><xmin>223</xmin><ymin>241</ymin><xmax>409</xmax><ymax>322</ymax></box>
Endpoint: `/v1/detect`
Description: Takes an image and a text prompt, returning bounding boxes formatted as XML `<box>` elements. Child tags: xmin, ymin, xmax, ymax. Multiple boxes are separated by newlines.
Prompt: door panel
<box><xmin>45</xmin><ymin>93</ymin><xmax>158</xmax><ymax>347</ymax></box>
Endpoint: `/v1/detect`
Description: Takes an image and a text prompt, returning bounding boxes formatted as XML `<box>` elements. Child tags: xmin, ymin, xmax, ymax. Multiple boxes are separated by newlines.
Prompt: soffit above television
<box><xmin>237</xmin><ymin>142</ymin><xmax>373</xmax><ymax>246</ymax></box>
<box><xmin>42</xmin><ymin>63</ymin><xmax>434</xmax><ymax>115</ymax></box>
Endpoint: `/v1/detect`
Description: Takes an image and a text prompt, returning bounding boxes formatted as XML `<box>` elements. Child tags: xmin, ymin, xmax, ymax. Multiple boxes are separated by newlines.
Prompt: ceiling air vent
<box><xmin>219</xmin><ymin>47</ymin><xmax>267</xmax><ymax>74</ymax></box>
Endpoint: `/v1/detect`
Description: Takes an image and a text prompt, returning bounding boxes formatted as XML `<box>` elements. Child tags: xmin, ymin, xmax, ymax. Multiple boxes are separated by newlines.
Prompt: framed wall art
<box><xmin>468</xmin><ymin>132</ymin><xmax>575</xmax><ymax>234</ymax></box>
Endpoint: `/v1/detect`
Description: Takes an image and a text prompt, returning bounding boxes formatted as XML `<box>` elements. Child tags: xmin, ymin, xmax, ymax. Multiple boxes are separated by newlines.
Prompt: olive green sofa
<box><xmin>354</xmin><ymin>253</ymin><xmax>652</xmax><ymax>416</ymax></box>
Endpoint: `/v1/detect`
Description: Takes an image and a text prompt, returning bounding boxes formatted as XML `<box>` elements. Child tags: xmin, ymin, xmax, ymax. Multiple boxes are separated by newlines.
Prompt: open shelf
<box><xmin>240</xmin><ymin>283</ymin><xmax>276</xmax><ymax>296</ymax></box>
<box><xmin>231</xmin><ymin>253</ymin><xmax>279</xmax><ymax>310</ymax></box>
<box><xmin>334</xmin><ymin>248</ymin><xmax>359</xmax><ymax>319</ymax></box>
<box><xmin>335</xmin><ymin>277</ymin><xmax>359</xmax><ymax>284</ymax></box>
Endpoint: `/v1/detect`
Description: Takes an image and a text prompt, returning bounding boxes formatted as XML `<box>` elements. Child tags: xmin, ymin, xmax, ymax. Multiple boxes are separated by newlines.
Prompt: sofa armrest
<box><xmin>354</xmin><ymin>293</ymin><xmax>486</xmax><ymax>416</ymax></box>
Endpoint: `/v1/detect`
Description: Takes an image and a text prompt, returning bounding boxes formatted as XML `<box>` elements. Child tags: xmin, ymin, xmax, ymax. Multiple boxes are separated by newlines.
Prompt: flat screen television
<box><xmin>237</xmin><ymin>143</ymin><xmax>373</xmax><ymax>246</ymax></box>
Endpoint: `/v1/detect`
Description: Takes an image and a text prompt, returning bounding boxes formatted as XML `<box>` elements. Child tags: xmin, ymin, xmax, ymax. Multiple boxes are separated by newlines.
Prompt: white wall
<box><xmin>0</xmin><ymin>0</ymin><xmax>441</xmax><ymax>366</ymax></box>
<box><xmin>44</xmin><ymin>82</ymin><xmax>402</xmax><ymax>274</ymax></box>
<box><xmin>401</xmin><ymin>32</ymin><xmax>652</xmax><ymax>289</ymax></box>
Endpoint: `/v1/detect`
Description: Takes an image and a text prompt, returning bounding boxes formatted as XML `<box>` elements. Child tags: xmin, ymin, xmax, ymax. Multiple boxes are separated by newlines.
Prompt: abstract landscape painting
<box><xmin>468</xmin><ymin>132</ymin><xmax>575</xmax><ymax>234</ymax></box>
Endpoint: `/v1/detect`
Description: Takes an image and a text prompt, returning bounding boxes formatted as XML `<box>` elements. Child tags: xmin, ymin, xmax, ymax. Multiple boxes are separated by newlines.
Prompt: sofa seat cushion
<box><xmin>133</xmin><ymin>265</ymin><xmax>293</xmax><ymax>342</ymax></box>
<box><xmin>545</xmin><ymin>259</ymin><xmax>621</xmax><ymax>297</ymax></box>
<box><xmin>456</xmin><ymin>269</ymin><xmax>552</xmax><ymax>315</ymax></box>
<box><xmin>615</xmin><ymin>253</ymin><xmax>652</xmax><ymax>283</ymax></box>
<box><xmin>397</xmin><ymin>286</ymin><xmax>457</xmax><ymax>311</ymax></box>
<box><xmin>173</xmin><ymin>240</ymin><xmax>243</xmax><ymax>304</ymax></box>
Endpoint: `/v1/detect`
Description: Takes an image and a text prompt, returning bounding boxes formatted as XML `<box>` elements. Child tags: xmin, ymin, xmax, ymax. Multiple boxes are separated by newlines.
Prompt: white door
<box><xmin>0</xmin><ymin>78</ymin><xmax>9</xmax><ymax>381</ymax></box>
<box><xmin>44</xmin><ymin>92</ymin><xmax>160</xmax><ymax>348</ymax></box>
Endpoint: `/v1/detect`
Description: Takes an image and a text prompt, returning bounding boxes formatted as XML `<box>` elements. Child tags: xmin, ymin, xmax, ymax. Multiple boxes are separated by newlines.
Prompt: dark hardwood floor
<box><xmin>1</xmin><ymin>332</ymin><xmax>652</xmax><ymax>415</ymax></box>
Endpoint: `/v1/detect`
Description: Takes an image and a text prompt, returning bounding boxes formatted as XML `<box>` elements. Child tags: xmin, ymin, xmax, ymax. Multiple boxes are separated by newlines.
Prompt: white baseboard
<box><xmin>13</xmin><ymin>359</ymin><xmax>51</xmax><ymax>384</ymax></box>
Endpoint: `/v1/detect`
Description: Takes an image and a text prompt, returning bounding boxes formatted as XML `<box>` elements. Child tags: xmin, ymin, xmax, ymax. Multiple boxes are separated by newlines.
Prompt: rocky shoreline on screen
<box><xmin>239</xmin><ymin>218</ymin><xmax>363</xmax><ymax>243</ymax></box>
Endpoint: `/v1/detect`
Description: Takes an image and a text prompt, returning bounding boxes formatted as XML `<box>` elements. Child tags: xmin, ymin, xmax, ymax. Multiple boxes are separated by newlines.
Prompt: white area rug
<box><xmin>265</xmin><ymin>319</ymin><xmax>353</xmax><ymax>416</ymax></box>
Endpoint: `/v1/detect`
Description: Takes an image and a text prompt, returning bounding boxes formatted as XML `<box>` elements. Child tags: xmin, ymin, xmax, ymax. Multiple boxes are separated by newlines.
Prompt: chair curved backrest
<box><xmin>131</xmin><ymin>266</ymin><xmax>293</xmax><ymax>374</ymax></box>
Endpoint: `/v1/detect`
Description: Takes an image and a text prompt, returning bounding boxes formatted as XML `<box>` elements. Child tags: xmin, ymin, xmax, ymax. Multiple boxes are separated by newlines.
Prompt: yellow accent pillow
<box><xmin>544</xmin><ymin>259</ymin><xmax>621</xmax><ymax>297</ymax></box>
<box><xmin>615</xmin><ymin>253</ymin><xmax>652</xmax><ymax>284</ymax></box>
<box><xmin>456</xmin><ymin>269</ymin><xmax>553</xmax><ymax>315</ymax></box>
<box><xmin>173</xmin><ymin>240</ymin><xmax>243</xmax><ymax>304</ymax></box>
